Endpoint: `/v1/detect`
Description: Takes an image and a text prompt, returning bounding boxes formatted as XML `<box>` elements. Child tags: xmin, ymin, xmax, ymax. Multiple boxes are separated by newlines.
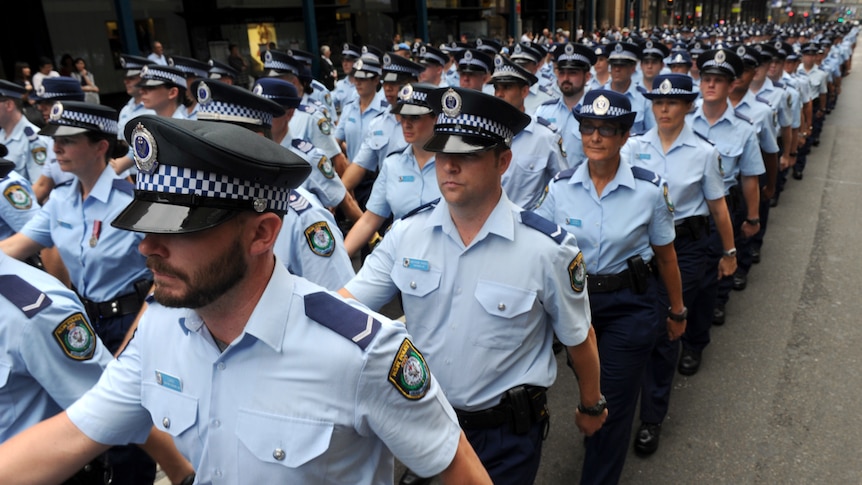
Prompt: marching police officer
<box><xmin>0</xmin><ymin>80</ymin><xmax>50</xmax><ymax>183</ymax></box>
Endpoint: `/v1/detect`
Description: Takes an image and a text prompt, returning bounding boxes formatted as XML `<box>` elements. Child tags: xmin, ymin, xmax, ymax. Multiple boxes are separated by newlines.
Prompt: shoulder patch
<box><xmin>303</xmin><ymin>221</ymin><xmax>336</xmax><ymax>256</ymax></box>
<box><xmin>539</xmin><ymin>85</ymin><xmax>555</xmax><ymax>96</ymax></box>
<box><xmin>112</xmin><ymin>178</ymin><xmax>134</xmax><ymax>196</ymax></box>
<box><xmin>291</xmin><ymin>138</ymin><xmax>315</xmax><ymax>154</ymax></box>
<box><xmin>568</xmin><ymin>252</ymin><xmax>586</xmax><ymax>292</ymax></box>
<box><xmin>316</xmin><ymin>156</ymin><xmax>335</xmax><ymax>179</ymax></box>
<box><xmin>288</xmin><ymin>189</ymin><xmax>312</xmax><ymax>215</ymax></box>
<box><xmin>388</xmin><ymin>338</ymin><xmax>431</xmax><ymax>400</ymax></box>
<box><xmin>4</xmin><ymin>183</ymin><xmax>34</xmax><ymax>210</ymax></box>
<box><xmin>630</xmin><ymin>165</ymin><xmax>661</xmax><ymax>186</ymax></box>
<box><xmin>401</xmin><ymin>198</ymin><xmax>440</xmax><ymax>220</ymax></box>
<box><xmin>52</xmin><ymin>312</ymin><xmax>97</xmax><ymax>361</ymax></box>
<box><xmin>0</xmin><ymin>275</ymin><xmax>53</xmax><ymax>318</ymax></box>
<box><xmin>317</xmin><ymin>117</ymin><xmax>332</xmax><ymax>135</ymax></box>
<box><xmin>536</xmin><ymin>116</ymin><xmax>557</xmax><ymax>132</ymax></box>
<box><xmin>693</xmin><ymin>130</ymin><xmax>715</xmax><ymax>145</ymax></box>
<box><xmin>553</xmin><ymin>167</ymin><xmax>576</xmax><ymax>182</ymax></box>
<box><xmin>733</xmin><ymin>110</ymin><xmax>753</xmax><ymax>124</ymax></box>
<box><xmin>520</xmin><ymin>210</ymin><xmax>567</xmax><ymax>244</ymax></box>
<box><xmin>304</xmin><ymin>292</ymin><xmax>381</xmax><ymax>351</ymax></box>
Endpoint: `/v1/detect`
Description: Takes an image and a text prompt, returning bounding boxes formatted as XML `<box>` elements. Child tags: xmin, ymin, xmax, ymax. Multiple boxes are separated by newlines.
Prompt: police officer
<box><xmin>490</xmin><ymin>55</ymin><xmax>564</xmax><ymax>209</ymax></box>
<box><xmin>0</xmin><ymin>80</ymin><xmax>50</xmax><ymax>183</ymax></box>
<box><xmin>137</xmin><ymin>64</ymin><xmax>189</xmax><ymax>119</ymax></box>
<box><xmin>417</xmin><ymin>44</ymin><xmax>450</xmax><ymax>88</ymax></box>
<box><xmin>0</xmin><ymin>101</ymin><xmax>158</xmax><ymax>485</ymax></box>
<box><xmin>534</xmin><ymin>89</ymin><xmax>683</xmax><ymax>484</ymax></box>
<box><xmin>170</xmin><ymin>55</ymin><xmax>211</xmax><ymax>120</ymax></box>
<box><xmin>341</xmin><ymin>87</ymin><xmax>605</xmax><ymax>485</ymax></box>
<box><xmin>587</xmin><ymin>43</ymin><xmax>611</xmax><ymax>92</ymax></box>
<box><xmin>795</xmin><ymin>42</ymin><xmax>828</xmax><ymax>179</ymax></box>
<box><xmin>0</xmin><ymin>154</ymin><xmax>39</xmax><ymax>241</ymax></box>
<box><xmin>191</xmin><ymin>77</ymin><xmax>355</xmax><ymax>290</ymax></box>
<box><xmin>639</xmin><ymin>39</ymin><xmax>671</xmax><ymax>90</ymax></box>
<box><xmin>604</xmin><ymin>42</ymin><xmax>656</xmax><ymax>136</ymax></box>
<box><xmin>667</xmin><ymin>49</ymin><xmax>695</xmax><ymax>81</ymax></box>
<box><xmin>207</xmin><ymin>58</ymin><xmax>240</xmax><ymax>85</ymax></box>
<box><xmin>286</xmin><ymin>48</ymin><xmax>337</xmax><ymax>118</ymax></box>
<box><xmin>332</xmin><ymin>42</ymin><xmax>361</xmax><ymax>117</ymax></box>
<box><xmin>455</xmin><ymin>48</ymin><xmax>495</xmax><ymax>94</ymax></box>
<box><xmin>441</xmin><ymin>41</ymin><xmax>467</xmax><ymax>87</ymax></box>
<box><xmin>509</xmin><ymin>41</ymin><xmax>558</xmax><ymax>114</ymax></box>
<box><xmin>343</xmin><ymin>82</ymin><xmax>441</xmax><ymax>257</ymax></box>
<box><xmin>0</xmin><ymin>115</ymin><xmax>492</xmax><ymax>484</ymax></box>
<box><xmin>534</xmin><ymin>42</ymin><xmax>598</xmax><ymax>169</ymax></box>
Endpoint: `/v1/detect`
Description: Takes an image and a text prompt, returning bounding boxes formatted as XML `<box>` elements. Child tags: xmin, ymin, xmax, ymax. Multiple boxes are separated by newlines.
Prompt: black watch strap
<box><xmin>578</xmin><ymin>395</ymin><xmax>607</xmax><ymax>416</ymax></box>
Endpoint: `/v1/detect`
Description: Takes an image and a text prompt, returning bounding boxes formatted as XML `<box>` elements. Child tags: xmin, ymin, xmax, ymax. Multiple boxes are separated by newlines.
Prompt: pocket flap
<box><xmin>474</xmin><ymin>280</ymin><xmax>536</xmax><ymax>319</ymax></box>
<box><xmin>141</xmin><ymin>382</ymin><xmax>199</xmax><ymax>437</ymax></box>
<box><xmin>236</xmin><ymin>409</ymin><xmax>334</xmax><ymax>468</ymax></box>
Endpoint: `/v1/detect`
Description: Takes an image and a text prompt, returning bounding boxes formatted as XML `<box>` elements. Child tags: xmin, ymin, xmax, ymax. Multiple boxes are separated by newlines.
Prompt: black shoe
<box><xmin>812</xmin><ymin>139</ymin><xmax>820</xmax><ymax>147</ymax></box>
<box><xmin>399</xmin><ymin>469</ymin><xmax>433</xmax><ymax>485</ymax></box>
<box><xmin>769</xmin><ymin>197</ymin><xmax>778</xmax><ymax>208</ymax></box>
<box><xmin>712</xmin><ymin>304</ymin><xmax>726</xmax><ymax>326</ymax></box>
<box><xmin>634</xmin><ymin>422</ymin><xmax>662</xmax><ymax>456</ymax></box>
<box><xmin>751</xmin><ymin>248</ymin><xmax>761</xmax><ymax>264</ymax></box>
<box><xmin>678</xmin><ymin>348</ymin><xmax>702</xmax><ymax>376</ymax></box>
<box><xmin>732</xmin><ymin>272</ymin><xmax>747</xmax><ymax>291</ymax></box>
<box><xmin>793</xmin><ymin>170</ymin><xmax>803</xmax><ymax>180</ymax></box>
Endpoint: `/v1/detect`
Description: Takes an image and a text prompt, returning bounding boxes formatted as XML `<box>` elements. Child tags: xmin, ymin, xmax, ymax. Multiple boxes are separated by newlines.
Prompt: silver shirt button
<box><xmin>498</xmin><ymin>303</ymin><xmax>506</xmax><ymax>311</ymax></box>
<box><xmin>273</xmin><ymin>448</ymin><xmax>286</xmax><ymax>461</ymax></box>
<box><xmin>410</xmin><ymin>281</ymin><xmax>417</xmax><ymax>289</ymax></box>
<box><xmin>162</xmin><ymin>417</ymin><xmax>171</xmax><ymax>429</ymax></box>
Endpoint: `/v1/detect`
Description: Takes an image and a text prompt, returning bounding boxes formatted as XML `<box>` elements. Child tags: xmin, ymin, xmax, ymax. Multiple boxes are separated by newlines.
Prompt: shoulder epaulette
<box><xmin>755</xmin><ymin>94</ymin><xmax>772</xmax><ymax>107</ymax></box>
<box><xmin>380</xmin><ymin>100</ymin><xmax>390</xmax><ymax>108</ymax></box>
<box><xmin>292</xmin><ymin>138</ymin><xmax>315</xmax><ymax>154</ymax></box>
<box><xmin>772</xmin><ymin>80</ymin><xmax>785</xmax><ymax>89</ymax></box>
<box><xmin>733</xmin><ymin>110</ymin><xmax>753</xmax><ymax>124</ymax></box>
<box><xmin>299</xmin><ymin>104</ymin><xmax>316</xmax><ymax>114</ymax></box>
<box><xmin>693</xmin><ymin>130</ymin><xmax>715</xmax><ymax>145</ymax></box>
<box><xmin>553</xmin><ymin>167</ymin><xmax>576</xmax><ymax>182</ymax></box>
<box><xmin>536</xmin><ymin>116</ymin><xmax>557</xmax><ymax>132</ymax></box>
<box><xmin>401</xmin><ymin>198</ymin><xmax>439</xmax><ymax>220</ymax></box>
<box><xmin>0</xmin><ymin>275</ymin><xmax>53</xmax><ymax>318</ymax></box>
<box><xmin>520</xmin><ymin>211</ymin><xmax>567</xmax><ymax>244</ymax></box>
<box><xmin>54</xmin><ymin>180</ymin><xmax>74</xmax><ymax>189</ymax></box>
<box><xmin>385</xmin><ymin>144</ymin><xmax>409</xmax><ymax>158</ymax></box>
<box><xmin>304</xmin><ymin>292</ymin><xmax>380</xmax><ymax>351</ymax></box>
<box><xmin>540</xmin><ymin>98</ymin><xmax>558</xmax><ymax>106</ymax></box>
<box><xmin>288</xmin><ymin>190</ymin><xmax>312</xmax><ymax>215</ymax></box>
<box><xmin>636</xmin><ymin>85</ymin><xmax>648</xmax><ymax>94</ymax></box>
<box><xmin>24</xmin><ymin>126</ymin><xmax>39</xmax><ymax>142</ymax></box>
<box><xmin>630</xmin><ymin>166</ymin><xmax>661</xmax><ymax>186</ymax></box>
<box><xmin>538</xmin><ymin>85</ymin><xmax>556</xmax><ymax>96</ymax></box>
<box><xmin>112</xmin><ymin>178</ymin><xmax>134</xmax><ymax>196</ymax></box>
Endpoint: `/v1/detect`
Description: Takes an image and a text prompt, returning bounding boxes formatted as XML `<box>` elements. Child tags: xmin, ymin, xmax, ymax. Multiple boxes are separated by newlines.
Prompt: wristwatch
<box><xmin>745</xmin><ymin>218</ymin><xmax>761</xmax><ymax>225</ymax></box>
<box><xmin>722</xmin><ymin>248</ymin><xmax>737</xmax><ymax>258</ymax></box>
<box><xmin>667</xmin><ymin>306</ymin><xmax>688</xmax><ymax>322</ymax></box>
<box><xmin>578</xmin><ymin>395</ymin><xmax>607</xmax><ymax>416</ymax></box>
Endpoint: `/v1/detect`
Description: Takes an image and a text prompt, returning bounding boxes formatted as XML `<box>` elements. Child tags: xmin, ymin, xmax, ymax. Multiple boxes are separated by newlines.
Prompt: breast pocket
<box><xmin>473</xmin><ymin>280</ymin><xmax>538</xmax><ymax>350</ymax></box>
<box><xmin>236</xmin><ymin>409</ymin><xmax>333</xmax><ymax>479</ymax></box>
<box><xmin>141</xmin><ymin>382</ymin><xmax>199</xmax><ymax>438</ymax></box>
<box><xmin>391</xmin><ymin>265</ymin><xmax>441</xmax><ymax>298</ymax></box>
<box><xmin>716</xmin><ymin>144</ymin><xmax>744</xmax><ymax>176</ymax></box>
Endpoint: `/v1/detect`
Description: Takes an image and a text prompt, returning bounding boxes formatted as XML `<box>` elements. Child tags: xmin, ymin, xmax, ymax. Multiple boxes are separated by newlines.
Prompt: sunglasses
<box><xmin>579</xmin><ymin>123</ymin><xmax>624</xmax><ymax>137</ymax></box>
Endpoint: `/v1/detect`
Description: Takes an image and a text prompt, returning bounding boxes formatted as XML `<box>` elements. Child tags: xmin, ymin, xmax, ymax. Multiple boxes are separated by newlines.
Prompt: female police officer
<box><xmin>623</xmin><ymin>73</ymin><xmax>737</xmax><ymax>458</ymax></box>
<box><xmin>0</xmin><ymin>100</ymin><xmax>155</xmax><ymax>484</ymax></box>
<box><xmin>343</xmin><ymin>82</ymin><xmax>441</xmax><ymax>257</ymax></box>
<box><xmin>534</xmin><ymin>89</ymin><xmax>684</xmax><ymax>485</ymax></box>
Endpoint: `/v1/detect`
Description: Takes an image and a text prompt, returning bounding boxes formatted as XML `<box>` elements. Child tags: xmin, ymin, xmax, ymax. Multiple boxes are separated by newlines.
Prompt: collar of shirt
<box><xmin>1</xmin><ymin>116</ymin><xmax>33</xmax><ymax>142</ymax></box>
<box><xmin>514</xmin><ymin>115</ymin><xmax>537</xmax><ymax>138</ymax></box>
<box><xmin>425</xmin><ymin>192</ymin><xmax>517</xmax><ymax>247</ymax></box>
<box><xmin>569</xmin><ymin>156</ymin><xmax>637</xmax><ymax>195</ymax></box>
<box><xmin>88</xmin><ymin>165</ymin><xmax>123</xmax><ymax>203</ymax></box>
<box><xmin>692</xmin><ymin>100</ymin><xmax>736</xmax><ymax>127</ymax></box>
<box><xmin>642</xmin><ymin>123</ymin><xmax>699</xmax><ymax>154</ymax></box>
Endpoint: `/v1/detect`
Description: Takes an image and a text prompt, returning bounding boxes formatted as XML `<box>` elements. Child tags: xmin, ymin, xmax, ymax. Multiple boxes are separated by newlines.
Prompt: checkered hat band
<box><xmin>701</xmin><ymin>60</ymin><xmax>734</xmax><ymax>72</ymax></box>
<box><xmin>558</xmin><ymin>53</ymin><xmax>592</xmax><ymax>65</ymax></box>
<box><xmin>609</xmin><ymin>52</ymin><xmax>639</xmax><ymax>61</ymax></box>
<box><xmin>264</xmin><ymin>59</ymin><xmax>298</xmax><ymax>75</ymax></box>
<box><xmin>643</xmin><ymin>48</ymin><xmax>665</xmax><ymax>57</ymax></box>
<box><xmin>55</xmin><ymin>111</ymin><xmax>118</xmax><ymax>136</ymax></box>
<box><xmin>648</xmin><ymin>87</ymin><xmax>694</xmax><ymax>96</ymax></box>
<box><xmin>342</xmin><ymin>48</ymin><xmax>360</xmax><ymax>57</ymax></box>
<box><xmin>137</xmin><ymin>165</ymin><xmax>290</xmax><ymax>212</ymax></box>
<box><xmin>385</xmin><ymin>63</ymin><xmax>417</xmax><ymax>73</ymax></box>
<box><xmin>434</xmin><ymin>113</ymin><xmax>513</xmax><ymax>143</ymax></box>
<box><xmin>176</xmin><ymin>65</ymin><xmax>208</xmax><ymax>78</ymax></box>
<box><xmin>144</xmin><ymin>70</ymin><xmax>187</xmax><ymax>87</ymax></box>
<box><xmin>402</xmin><ymin>91</ymin><xmax>428</xmax><ymax>105</ymax></box>
<box><xmin>356</xmin><ymin>65</ymin><xmax>383</xmax><ymax>75</ymax></box>
<box><xmin>459</xmin><ymin>59</ymin><xmax>490</xmax><ymax>71</ymax></box>
<box><xmin>197</xmin><ymin>101</ymin><xmax>270</xmax><ymax>126</ymax></box>
<box><xmin>579</xmin><ymin>104</ymin><xmax>631</xmax><ymax>117</ymax></box>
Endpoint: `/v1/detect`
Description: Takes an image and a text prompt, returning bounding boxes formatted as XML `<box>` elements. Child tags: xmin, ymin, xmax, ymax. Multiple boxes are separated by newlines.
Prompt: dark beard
<box><xmin>148</xmin><ymin>236</ymin><xmax>247</xmax><ymax>309</ymax></box>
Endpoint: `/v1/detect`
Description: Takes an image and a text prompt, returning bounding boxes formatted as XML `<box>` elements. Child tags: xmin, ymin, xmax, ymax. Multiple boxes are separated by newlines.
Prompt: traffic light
<box><xmin>788</xmin><ymin>10</ymin><xmax>795</xmax><ymax>16</ymax></box>
<box><xmin>803</xmin><ymin>11</ymin><xmax>809</xmax><ymax>17</ymax></box>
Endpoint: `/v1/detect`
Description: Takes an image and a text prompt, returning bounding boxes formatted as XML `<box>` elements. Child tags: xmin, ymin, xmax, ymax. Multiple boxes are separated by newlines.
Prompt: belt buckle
<box><xmin>110</xmin><ymin>301</ymin><xmax>120</xmax><ymax>315</ymax></box>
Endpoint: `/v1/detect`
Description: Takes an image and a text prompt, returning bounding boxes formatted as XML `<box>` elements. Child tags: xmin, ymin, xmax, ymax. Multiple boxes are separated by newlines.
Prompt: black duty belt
<box><xmin>455</xmin><ymin>385</ymin><xmax>548</xmax><ymax>431</ymax></box>
<box><xmin>81</xmin><ymin>292</ymin><xmax>145</xmax><ymax>321</ymax></box>
<box><xmin>675</xmin><ymin>215</ymin><xmax>708</xmax><ymax>240</ymax></box>
<box><xmin>587</xmin><ymin>269</ymin><xmax>633</xmax><ymax>293</ymax></box>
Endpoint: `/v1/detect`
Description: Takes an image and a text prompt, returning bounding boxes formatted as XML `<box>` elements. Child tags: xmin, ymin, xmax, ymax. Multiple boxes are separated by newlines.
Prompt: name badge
<box><xmin>155</xmin><ymin>370</ymin><xmax>183</xmax><ymax>392</ymax></box>
<box><xmin>398</xmin><ymin>175</ymin><xmax>415</xmax><ymax>182</ymax></box>
<box><xmin>565</xmin><ymin>218</ymin><xmax>582</xmax><ymax>227</ymax></box>
<box><xmin>57</xmin><ymin>219</ymin><xmax>73</xmax><ymax>229</ymax></box>
<box><xmin>402</xmin><ymin>258</ymin><xmax>430</xmax><ymax>271</ymax></box>
<box><xmin>348</xmin><ymin>117</ymin><xmax>356</xmax><ymax>123</ymax></box>
<box><xmin>373</xmin><ymin>130</ymin><xmax>384</xmax><ymax>136</ymax></box>
<box><xmin>637</xmin><ymin>153</ymin><xmax>651</xmax><ymax>160</ymax></box>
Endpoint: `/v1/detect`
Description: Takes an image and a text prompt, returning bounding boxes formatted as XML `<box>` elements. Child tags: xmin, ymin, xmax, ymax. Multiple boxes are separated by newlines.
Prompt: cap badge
<box><xmin>441</xmin><ymin>88</ymin><xmax>462</xmax><ymax>118</ymax></box>
<box><xmin>361</xmin><ymin>46</ymin><xmax>369</xmax><ymax>54</ymax></box>
<box><xmin>595</xmin><ymin>47</ymin><xmax>603</xmax><ymax>55</ymax></box>
<box><xmin>614</xmin><ymin>43</ymin><xmax>624</xmax><ymax>53</ymax></box>
<box><xmin>141</xmin><ymin>65</ymin><xmax>150</xmax><ymax>77</ymax></box>
<box><xmin>592</xmin><ymin>95</ymin><xmax>610</xmax><ymax>116</ymax></box>
<box><xmin>695</xmin><ymin>42</ymin><xmax>702</xmax><ymax>49</ymax></box>
<box><xmin>494</xmin><ymin>55</ymin><xmax>504</xmax><ymax>67</ymax></box>
<box><xmin>775</xmin><ymin>41</ymin><xmax>783</xmax><ymax>50</ymax></box>
<box><xmin>736</xmin><ymin>46</ymin><xmax>747</xmax><ymax>56</ymax></box>
<box><xmin>674</xmin><ymin>53</ymin><xmax>683</xmax><ymax>63</ymax></box>
<box><xmin>343</xmin><ymin>43</ymin><xmax>349</xmax><ymax>51</ymax></box>
<box><xmin>354</xmin><ymin>59</ymin><xmax>364</xmax><ymax>71</ymax></box>
<box><xmin>399</xmin><ymin>83</ymin><xmax>414</xmax><ymax>101</ymax></box>
<box><xmin>49</xmin><ymin>102</ymin><xmax>64</xmax><ymax>121</ymax></box>
<box><xmin>646</xmin><ymin>40</ymin><xmax>654</xmax><ymax>49</ymax></box>
<box><xmin>286</xmin><ymin>49</ymin><xmax>293</xmax><ymax>57</ymax></box>
<box><xmin>132</xmin><ymin>123</ymin><xmax>158</xmax><ymax>175</ymax></box>
<box><xmin>36</xmin><ymin>85</ymin><xmax>46</xmax><ymax>97</ymax></box>
<box><xmin>264</xmin><ymin>51</ymin><xmax>273</xmax><ymax>63</ymax></box>
<box><xmin>120</xmin><ymin>57</ymin><xmax>128</xmax><ymax>68</ymax></box>
<box><xmin>476</xmin><ymin>38</ymin><xmax>484</xmax><ymax>46</ymax></box>
<box><xmin>252</xmin><ymin>83</ymin><xmax>264</xmax><ymax>96</ymax></box>
<box><xmin>714</xmin><ymin>50</ymin><xmax>727</xmax><ymax>64</ymax></box>
<box><xmin>383</xmin><ymin>54</ymin><xmax>392</xmax><ymax>66</ymax></box>
<box><xmin>464</xmin><ymin>50</ymin><xmax>473</xmax><ymax>62</ymax></box>
<box><xmin>514</xmin><ymin>44</ymin><xmax>522</xmax><ymax>54</ymax></box>
<box><xmin>565</xmin><ymin>43</ymin><xmax>575</xmax><ymax>55</ymax></box>
<box><xmin>659</xmin><ymin>78</ymin><xmax>673</xmax><ymax>94</ymax></box>
<box><xmin>196</xmin><ymin>82</ymin><xmax>212</xmax><ymax>104</ymax></box>
<box><xmin>420</xmin><ymin>46</ymin><xmax>427</xmax><ymax>56</ymax></box>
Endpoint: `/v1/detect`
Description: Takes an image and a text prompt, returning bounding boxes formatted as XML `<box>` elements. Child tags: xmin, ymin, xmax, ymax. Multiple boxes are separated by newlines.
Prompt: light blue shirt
<box><xmin>687</xmin><ymin>101</ymin><xmax>765</xmax><ymax>192</ymax></box>
<box><xmin>445</xmin><ymin>65</ymin><xmax>460</xmax><ymax>87</ymax></box>
<box><xmin>524</xmin><ymin>83</ymin><xmax>558</xmax><ymax>115</ymax></box>
<box><xmin>753</xmin><ymin>78</ymin><xmax>792</xmax><ymax>132</ymax></box>
<box><xmin>118</xmin><ymin>98</ymin><xmax>155</xmax><ymax>139</ymax></box>
<box><xmin>0</xmin><ymin>116</ymin><xmax>50</xmax><ymax>182</ymax></box>
<box><xmin>534</xmin><ymin>162</ymin><xmax>675</xmax><ymax>275</ymax></box>
<box><xmin>346</xmin><ymin>193</ymin><xmax>592</xmax><ymax>411</ymax></box>
<box><xmin>534</xmin><ymin>96</ymin><xmax>587</xmax><ymax>169</ymax></box>
<box><xmin>309</xmin><ymin>80</ymin><xmax>336</xmax><ymax>120</ymax></box>
<box><xmin>0</xmin><ymin>171</ymin><xmax>40</xmax><ymax>240</ymax></box>
<box><xmin>68</xmin><ymin>263</ymin><xmax>461</xmax><ymax>483</ymax></box>
<box><xmin>351</xmin><ymin>110</ymin><xmax>405</xmax><ymax>172</ymax></box>
<box><xmin>289</xmin><ymin>105</ymin><xmax>341</xmax><ymax>160</ymax></box>
<box><xmin>20</xmin><ymin>166</ymin><xmax>150</xmax><ymax>302</ymax></box>
<box><xmin>0</xmin><ymin>253</ymin><xmax>111</xmax><ymax>442</ymax></box>
<box><xmin>39</xmin><ymin>138</ymin><xmax>76</xmax><ymax>186</ymax></box>
<box><xmin>335</xmin><ymin>91</ymin><xmax>389</xmax><ymax>161</ymax></box>
<box><xmin>602</xmin><ymin>80</ymin><xmax>655</xmax><ymax>136</ymax></box>
<box><xmin>274</xmin><ymin>187</ymin><xmax>354</xmax><ymax>291</ymax></box>
<box><xmin>504</xmin><ymin>115</ymin><xmax>564</xmax><ymax>209</ymax></box>
<box><xmin>332</xmin><ymin>77</ymin><xmax>357</xmax><ymax>118</ymax></box>
<box><xmin>285</xmin><ymin>138</ymin><xmax>346</xmax><ymax>209</ymax></box>
<box><xmin>622</xmin><ymin>125</ymin><xmax>725</xmax><ymax>221</ymax></box>
<box><xmin>733</xmin><ymin>90</ymin><xmax>780</xmax><ymax>154</ymax></box>
<box><xmin>365</xmin><ymin>146</ymin><xmax>440</xmax><ymax>220</ymax></box>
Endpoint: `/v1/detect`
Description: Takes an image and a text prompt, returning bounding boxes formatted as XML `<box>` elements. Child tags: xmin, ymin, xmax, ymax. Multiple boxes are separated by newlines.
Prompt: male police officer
<box><xmin>341</xmin><ymin>87</ymin><xmax>605</xmax><ymax>485</ymax></box>
<box><xmin>0</xmin><ymin>115</ymin><xmax>491</xmax><ymax>484</ymax></box>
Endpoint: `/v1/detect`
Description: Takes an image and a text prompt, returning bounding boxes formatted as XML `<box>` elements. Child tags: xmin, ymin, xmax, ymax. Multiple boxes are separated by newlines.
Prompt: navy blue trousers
<box><xmin>465</xmin><ymin>418</ymin><xmax>547</xmax><ymax>485</ymax></box>
<box><xmin>581</xmin><ymin>282</ymin><xmax>660</xmax><ymax>485</ymax></box>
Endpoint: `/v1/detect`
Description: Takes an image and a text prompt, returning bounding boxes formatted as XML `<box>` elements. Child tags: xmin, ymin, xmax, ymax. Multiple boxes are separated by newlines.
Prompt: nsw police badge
<box><xmin>568</xmin><ymin>252</ymin><xmax>586</xmax><ymax>293</ymax></box>
<box><xmin>389</xmin><ymin>339</ymin><xmax>430</xmax><ymax>400</ymax></box>
<box><xmin>53</xmin><ymin>313</ymin><xmax>97</xmax><ymax>361</ymax></box>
